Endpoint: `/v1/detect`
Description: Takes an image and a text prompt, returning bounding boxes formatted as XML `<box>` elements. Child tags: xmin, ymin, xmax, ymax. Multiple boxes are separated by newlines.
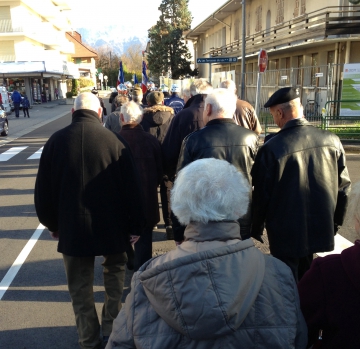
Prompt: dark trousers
<box><xmin>62</xmin><ymin>253</ymin><xmax>127</xmax><ymax>349</ymax></box>
<box><xmin>160</xmin><ymin>177</ymin><xmax>173</xmax><ymax>227</ymax></box>
<box><xmin>272</xmin><ymin>253</ymin><xmax>314</xmax><ymax>282</ymax></box>
<box><xmin>14</xmin><ymin>102</ymin><xmax>20</xmax><ymax>117</ymax></box>
<box><xmin>134</xmin><ymin>226</ymin><xmax>153</xmax><ymax>271</ymax></box>
<box><xmin>23</xmin><ymin>108</ymin><xmax>29</xmax><ymax>117</ymax></box>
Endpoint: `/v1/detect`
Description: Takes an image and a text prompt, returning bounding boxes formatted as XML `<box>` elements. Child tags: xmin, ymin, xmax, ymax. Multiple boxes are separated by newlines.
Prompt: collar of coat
<box><xmin>184</xmin><ymin>221</ymin><xmax>241</xmax><ymax>242</ymax></box>
<box><xmin>143</xmin><ymin>104</ymin><xmax>174</xmax><ymax>115</ymax></box>
<box><xmin>72</xmin><ymin>109</ymin><xmax>102</xmax><ymax>123</ymax></box>
<box><xmin>183</xmin><ymin>93</ymin><xmax>204</xmax><ymax>109</ymax></box>
<box><xmin>121</xmin><ymin>123</ymin><xmax>144</xmax><ymax>130</ymax></box>
<box><xmin>281</xmin><ymin>117</ymin><xmax>309</xmax><ymax>131</ymax></box>
<box><xmin>206</xmin><ymin>118</ymin><xmax>236</xmax><ymax>126</ymax></box>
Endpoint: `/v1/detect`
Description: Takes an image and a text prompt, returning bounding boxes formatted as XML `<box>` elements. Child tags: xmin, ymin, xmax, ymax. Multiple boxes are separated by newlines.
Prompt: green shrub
<box><xmin>66</xmin><ymin>91</ymin><xmax>73</xmax><ymax>98</ymax></box>
<box><xmin>71</xmin><ymin>79</ymin><xmax>79</xmax><ymax>96</ymax></box>
<box><xmin>79</xmin><ymin>77</ymin><xmax>94</xmax><ymax>88</ymax></box>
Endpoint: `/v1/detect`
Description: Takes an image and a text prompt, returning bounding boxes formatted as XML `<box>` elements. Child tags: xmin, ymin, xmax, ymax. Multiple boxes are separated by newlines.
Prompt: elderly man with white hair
<box><xmin>35</xmin><ymin>92</ymin><xmax>146</xmax><ymax>349</ymax></box>
<box><xmin>220</xmin><ymin>79</ymin><xmax>262</xmax><ymax>134</ymax></box>
<box><xmin>105</xmin><ymin>158</ymin><xmax>308</xmax><ymax>349</ymax></box>
<box><xmin>174</xmin><ymin>88</ymin><xmax>258</xmax><ymax>243</ymax></box>
<box><xmin>119</xmin><ymin>101</ymin><xmax>163</xmax><ymax>271</ymax></box>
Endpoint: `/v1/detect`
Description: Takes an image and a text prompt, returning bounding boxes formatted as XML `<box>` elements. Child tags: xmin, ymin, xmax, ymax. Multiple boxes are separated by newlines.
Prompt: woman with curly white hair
<box><xmin>106</xmin><ymin>158</ymin><xmax>307</xmax><ymax>349</ymax></box>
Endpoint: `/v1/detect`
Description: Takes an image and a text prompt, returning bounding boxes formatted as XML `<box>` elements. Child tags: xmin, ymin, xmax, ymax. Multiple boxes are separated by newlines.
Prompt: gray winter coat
<box><xmin>106</xmin><ymin>222</ymin><xmax>307</xmax><ymax>349</ymax></box>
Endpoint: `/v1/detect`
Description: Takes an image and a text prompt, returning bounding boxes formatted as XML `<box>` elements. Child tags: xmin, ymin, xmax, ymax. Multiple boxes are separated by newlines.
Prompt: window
<box><xmin>234</xmin><ymin>19</ymin><xmax>240</xmax><ymax>41</ymax></box>
<box><xmin>327</xmin><ymin>50</ymin><xmax>335</xmax><ymax>65</ymax></box>
<box><xmin>246</xmin><ymin>12</ymin><xmax>250</xmax><ymax>36</ymax></box>
<box><xmin>276</xmin><ymin>0</ymin><xmax>284</xmax><ymax>24</ymax></box>
<box><xmin>255</xmin><ymin>6</ymin><xmax>262</xmax><ymax>33</ymax></box>
<box><xmin>294</xmin><ymin>0</ymin><xmax>306</xmax><ymax>17</ymax></box>
<box><xmin>311</xmin><ymin>53</ymin><xmax>319</xmax><ymax>86</ymax></box>
<box><xmin>297</xmin><ymin>55</ymin><xmax>303</xmax><ymax>85</ymax></box>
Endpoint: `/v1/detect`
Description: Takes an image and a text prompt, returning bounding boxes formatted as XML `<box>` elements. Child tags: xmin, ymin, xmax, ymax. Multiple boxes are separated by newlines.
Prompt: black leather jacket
<box><xmin>176</xmin><ymin>118</ymin><xmax>259</xmax><ymax>241</ymax></box>
<box><xmin>251</xmin><ymin>118</ymin><xmax>351</xmax><ymax>257</ymax></box>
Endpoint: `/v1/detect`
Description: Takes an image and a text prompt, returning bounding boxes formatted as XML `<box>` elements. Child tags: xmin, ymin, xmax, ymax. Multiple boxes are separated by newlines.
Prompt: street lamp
<box><xmin>104</xmin><ymin>75</ymin><xmax>108</xmax><ymax>90</ymax></box>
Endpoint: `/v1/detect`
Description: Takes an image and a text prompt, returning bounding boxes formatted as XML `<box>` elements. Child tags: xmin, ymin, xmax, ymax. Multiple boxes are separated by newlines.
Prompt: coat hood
<box><xmin>143</xmin><ymin>105</ymin><xmax>174</xmax><ymax>126</ymax></box>
<box><xmin>138</xmin><ymin>223</ymin><xmax>265</xmax><ymax>340</ymax></box>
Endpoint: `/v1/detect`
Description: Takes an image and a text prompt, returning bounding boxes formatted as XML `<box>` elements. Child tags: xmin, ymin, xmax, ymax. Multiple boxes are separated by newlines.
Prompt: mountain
<box><xmin>77</xmin><ymin>26</ymin><xmax>148</xmax><ymax>55</ymax></box>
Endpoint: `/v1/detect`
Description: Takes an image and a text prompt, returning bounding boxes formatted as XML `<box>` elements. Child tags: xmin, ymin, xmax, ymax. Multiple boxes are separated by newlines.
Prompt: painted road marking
<box><xmin>0</xmin><ymin>224</ymin><xmax>45</xmax><ymax>300</ymax></box>
<box><xmin>27</xmin><ymin>146</ymin><xmax>43</xmax><ymax>160</ymax></box>
<box><xmin>0</xmin><ymin>146</ymin><xmax>28</xmax><ymax>161</ymax></box>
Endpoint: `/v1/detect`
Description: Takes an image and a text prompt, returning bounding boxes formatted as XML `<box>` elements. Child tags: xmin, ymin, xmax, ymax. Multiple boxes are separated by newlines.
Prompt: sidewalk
<box><xmin>0</xmin><ymin>99</ymin><xmax>72</xmax><ymax>147</ymax></box>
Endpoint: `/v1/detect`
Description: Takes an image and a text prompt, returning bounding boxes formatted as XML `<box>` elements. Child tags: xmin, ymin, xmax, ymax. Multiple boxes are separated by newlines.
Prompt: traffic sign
<box><xmin>258</xmin><ymin>49</ymin><xmax>268</xmax><ymax>73</ymax></box>
<box><xmin>197</xmin><ymin>57</ymin><xmax>238</xmax><ymax>64</ymax></box>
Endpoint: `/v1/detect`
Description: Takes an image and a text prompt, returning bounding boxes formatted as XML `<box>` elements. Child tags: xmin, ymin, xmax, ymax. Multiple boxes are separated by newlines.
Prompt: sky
<box><xmin>70</xmin><ymin>0</ymin><xmax>223</xmax><ymax>37</ymax></box>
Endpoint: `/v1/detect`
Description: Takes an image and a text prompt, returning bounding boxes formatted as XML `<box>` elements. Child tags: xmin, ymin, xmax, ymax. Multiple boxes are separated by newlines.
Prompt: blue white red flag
<box><xmin>141</xmin><ymin>60</ymin><xmax>148</xmax><ymax>94</ymax></box>
<box><xmin>134</xmin><ymin>73</ymin><xmax>139</xmax><ymax>85</ymax></box>
<box><xmin>117</xmin><ymin>61</ymin><xmax>125</xmax><ymax>86</ymax></box>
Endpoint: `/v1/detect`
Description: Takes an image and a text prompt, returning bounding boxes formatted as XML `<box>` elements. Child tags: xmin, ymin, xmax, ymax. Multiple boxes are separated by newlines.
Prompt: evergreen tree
<box><xmin>147</xmin><ymin>0</ymin><xmax>198</xmax><ymax>79</ymax></box>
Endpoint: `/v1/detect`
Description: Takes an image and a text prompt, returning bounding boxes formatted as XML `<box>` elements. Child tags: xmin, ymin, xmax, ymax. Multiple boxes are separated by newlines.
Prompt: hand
<box><xmin>130</xmin><ymin>235</ymin><xmax>140</xmax><ymax>245</ymax></box>
<box><xmin>175</xmin><ymin>240</ymin><xmax>184</xmax><ymax>246</ymax></box>
<box><xmin>49</xmin><ymin>231</ymin><xmax>59</xmax><ymax>240</ymax></box>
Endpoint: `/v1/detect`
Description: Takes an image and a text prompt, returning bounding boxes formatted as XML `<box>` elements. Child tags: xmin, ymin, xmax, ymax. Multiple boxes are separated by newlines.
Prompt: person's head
<box><xmin>91</xmin><ymin>88</ymin><xmax>98</xmax><ymax>95</ymax></box>
<box><xmin>220</xmin><ymin>79</ymin><xmax>237</xmax><ymax>95</ymax></box>
<box><xmin>132</xmin><ymin>87</ymin><xmax>143</xmax><ymax>103</ymax></box>
<box><xmin>190</xmin><ymin>79</ymin><xmax>213</xmax><ymax>97</ymax></box>
<box><xmin>182</xmin><ymin>87</ymin><xmax>191</xmax><ymax>103</ymax></box>
<box><xmin>72</xmin><ymin>92</ymin><xmax>102</xmax><ymax>119</ymax></box>
<box><xmin>120</xmin><ymin>101</ymin><xmax>143</xmax><ymax>125</ymax></box>
<box><xmin>264</xmin><ymin>87</ymin><xmax>303</xmax><ymax>128</ymax></box>
<box><xmin>146</xmin><ymin>91</ymin><xmax>164</xmax><ymax>106</ymax></box>
<box><xmin>203</xmin><ymin>88</ymin><xmax>237</xmax><ymax>124</ymax></box>
<box><xmin>114</xmin><ymin>95</ymin><xmax>128</xmax><ymax>108</ymax></box>
<box><xmin>117</xmin><ymin>83</ymin><xmax>128</xmax><ymax>95</ymax></box>
<box><xmin>343</xmin><ymin>182</ymin><xmax>360</xmax><ymax>237</ymax></box>
<box><xmin>171</xmin><ymin>158</ymin><xmax>250</xmax><ymax>225</ymax></box>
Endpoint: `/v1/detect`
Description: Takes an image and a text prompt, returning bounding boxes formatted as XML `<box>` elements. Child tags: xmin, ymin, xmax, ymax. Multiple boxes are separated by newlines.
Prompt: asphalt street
<box><xmin>0</xmin><ymin>94</ymin><xmax>359</xmax><ymax>348</ymax></box>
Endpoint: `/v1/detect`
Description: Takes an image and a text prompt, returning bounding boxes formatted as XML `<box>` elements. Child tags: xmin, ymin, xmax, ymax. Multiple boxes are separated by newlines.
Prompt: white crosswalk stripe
<box><xmin>0</xmin><ymin>146</ymin><xmax>28</xmax><ymax>162</ymax></box>
<box><xmin>27</xmin><ymin>147</ymin><xmax>43</xmax><ymax>160</ymax></box>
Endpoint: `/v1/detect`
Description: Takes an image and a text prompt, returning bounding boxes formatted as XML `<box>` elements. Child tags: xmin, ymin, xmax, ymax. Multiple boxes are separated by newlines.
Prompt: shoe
<box><xmin>166</xmin><ymin>226</ymin><xmax>174</xmax><ymax>240</ymax></box>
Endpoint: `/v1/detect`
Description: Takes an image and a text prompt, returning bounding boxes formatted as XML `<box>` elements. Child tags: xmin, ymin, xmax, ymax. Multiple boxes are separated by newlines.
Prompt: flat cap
<box><xmin>147</xmin><ymin>91</ymin><xmax>164</xmax><ymax>105</ymax></box>
<box><xmin>264</xmin><ymin>87</ymin><xmax>300</xmax><ymax>108</ymax></box>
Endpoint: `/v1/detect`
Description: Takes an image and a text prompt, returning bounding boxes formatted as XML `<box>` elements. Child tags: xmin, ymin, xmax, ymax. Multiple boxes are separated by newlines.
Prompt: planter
<box><xmin>66</xmin><ymin>98</ymin><xmax>75</xmax><ymax>105</ymax></box>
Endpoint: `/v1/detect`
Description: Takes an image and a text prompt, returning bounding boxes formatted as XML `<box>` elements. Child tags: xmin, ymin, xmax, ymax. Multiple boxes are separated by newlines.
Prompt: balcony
<box><xmin>206</xmin><ymin>6</ymin><xmax>360</xmax><ymax>58</ymax></box>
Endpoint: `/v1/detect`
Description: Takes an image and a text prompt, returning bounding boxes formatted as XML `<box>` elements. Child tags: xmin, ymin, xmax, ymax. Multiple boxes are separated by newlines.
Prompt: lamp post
<box><xmin>104</xmin><ymin>75</ymin><xmax>108</xmax><ymax>90</ymax></box>
<box><xmin>241</xmin><ymin>0</ymin><xmax>246</xmax><ymax>100</ymax></box>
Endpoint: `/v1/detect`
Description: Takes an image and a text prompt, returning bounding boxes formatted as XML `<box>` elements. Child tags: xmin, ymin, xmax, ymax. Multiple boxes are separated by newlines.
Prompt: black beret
<box><xmin>264</xmin><ymin>87</ymin><xmax>300</xmax><ymax>108</ymax></box>
<box><xmin>91</xmin><ymin>88</ymin><xmax>98</xmax><ymax>95</ymax></box>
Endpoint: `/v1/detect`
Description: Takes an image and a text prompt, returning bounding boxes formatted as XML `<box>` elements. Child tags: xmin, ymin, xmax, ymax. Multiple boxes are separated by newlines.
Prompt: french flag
<box><xmin>134</xmin><ymin>73</ymin><xmax>139</xmax><ymax>85</ymax></box>
<box><xmin>117</xmin><ymin>61</ymin><xmax>125</xmax><ymax>86</ymax></box>
<box><xmin>141</xmin><ymin>60</ymin><xmax>148</xmax><ymax>94</ymax></box>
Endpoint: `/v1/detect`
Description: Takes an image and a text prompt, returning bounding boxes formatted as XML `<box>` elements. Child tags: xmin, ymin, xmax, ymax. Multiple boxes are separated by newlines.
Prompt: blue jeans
<box><xmin>14</xmin><ymin>102</ymin><xmax>20</xmax><ymax>117</ymax></box>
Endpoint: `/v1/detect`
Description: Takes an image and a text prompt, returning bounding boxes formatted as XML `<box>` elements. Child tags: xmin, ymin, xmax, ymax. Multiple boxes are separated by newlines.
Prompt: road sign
<box><xmin>258</xmin><ymin>49</ymin><xmax>268</xmax><ymax>73</ymax></box>
<box><xmin>196</xmin><ymin>57</ymin><xmax>238</xmax><ymax>64</ymax></box>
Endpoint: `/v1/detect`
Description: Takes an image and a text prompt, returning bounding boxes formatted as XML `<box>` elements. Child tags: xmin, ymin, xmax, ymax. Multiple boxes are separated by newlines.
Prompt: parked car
<box><xmin>0</xmin><ymin>108</ymin><xmax>9</xmax><ymax>136</ymax></box>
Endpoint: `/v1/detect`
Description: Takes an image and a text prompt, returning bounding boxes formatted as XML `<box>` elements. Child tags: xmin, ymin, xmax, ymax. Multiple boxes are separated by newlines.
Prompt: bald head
<box><xmin>72</xmin><ymin>93</ymin><xmax>102</xmax><ymax>117</ymax></box>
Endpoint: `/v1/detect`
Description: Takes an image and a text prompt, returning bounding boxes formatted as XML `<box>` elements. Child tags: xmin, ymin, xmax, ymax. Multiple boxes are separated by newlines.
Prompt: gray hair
<box><xmin>73</xmin><ymin>92</ymin><xmax>100</xmax><ymax>112</ymax></box>
<box><xmin>182</xmin><ymin>87</ymin><xmax>191</xmax><ymax>99</ymax></box>
<box><xmin>220</xmin><ymin>79</ymin><xmax>236</xmax><ymax>94</ymax></box>
<box><xmin>190</xmin><ymin>78</ymin><xmax>213</xmax><ymax>96</ymax></box>
<box><xmin>121</xmin><ymin>101</ymin><xmax>143</xmax><ymax>124</ymax></box>
<box><xmin>342</xmin><ymin>181</ymin><xmax>360</xmax><ymax>235</ymax></box>
<box><xmin>171</xmin><ymin>158</ymin><xmax>250</xmax><ymax>225</ymax></box>
<box><xmin>204</xmin><ymin>88</ymin><xmax>237</xmax><ymax>119</ymax></box>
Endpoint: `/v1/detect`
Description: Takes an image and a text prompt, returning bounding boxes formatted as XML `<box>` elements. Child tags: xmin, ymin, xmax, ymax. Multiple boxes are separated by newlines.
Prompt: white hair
<box><xmin>182</xmin><ymin>87</ymin><xmax>191</xmax><ymax>99</ymax></box>
<box><xmin>220</xmin><ymin>79</ymin><xmax>236</xmax><ymax>94</ymax></box>
<box><xmin>204</xmin><ymin>88</ymin><xmax>237</xmax><ymax>119</ymax></box>
<box><xmin>73</xmin><ymin>92</ymin><xmax>100</xmax><ymax>112</ymax></box>
<box><xmin>171</xmin><ymin>158</ymin><xmax>250</xmax><ymax>225</ymax></box>
<box><xmin>190</xmin><ymin>78</ymin><xmax>213</xmax><ymax>96</ymax></box>
<box><xmin>121</xmin><ymin>101</ymin><xmax>143</xmax><ymax>124</ymax></box>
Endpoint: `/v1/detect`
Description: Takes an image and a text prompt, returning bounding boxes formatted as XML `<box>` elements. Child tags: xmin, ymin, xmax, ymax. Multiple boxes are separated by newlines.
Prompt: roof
<box><xmin>65</xmin><ymin>31</ymin><xmax>98</xmax><ymax>58</ymax></box>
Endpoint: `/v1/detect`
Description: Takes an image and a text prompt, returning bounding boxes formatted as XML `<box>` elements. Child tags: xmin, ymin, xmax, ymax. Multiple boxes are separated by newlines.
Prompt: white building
<box><xmin>0</xmin><ymin>0</ymin><xmax>79</xmax><ymax>103</ymax></box>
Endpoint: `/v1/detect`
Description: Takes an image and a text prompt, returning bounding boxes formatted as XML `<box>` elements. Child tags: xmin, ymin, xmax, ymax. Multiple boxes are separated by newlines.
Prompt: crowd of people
<box><xmin>34</xmin><ymin>78</ymin><xmax>358</xmax><ymax>349</ymax></box>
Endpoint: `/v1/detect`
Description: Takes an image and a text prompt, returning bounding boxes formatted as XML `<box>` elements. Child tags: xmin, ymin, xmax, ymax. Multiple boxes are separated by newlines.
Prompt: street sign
<box><xmin>197</xmin><ymin>57</ymin><xmax>238</xmax><ymax>64</ymax></box>
<box><xmin>258</xmin><ymin>49</ymin><xmax>268</xmax><ymax>73</ymax></box>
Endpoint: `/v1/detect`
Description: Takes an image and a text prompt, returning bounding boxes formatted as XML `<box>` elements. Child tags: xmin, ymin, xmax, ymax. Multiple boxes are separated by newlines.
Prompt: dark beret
<box><xmin>264</xmin><ymin>87</ymin><xmax>300</xmax><ymax>108</ymax></box>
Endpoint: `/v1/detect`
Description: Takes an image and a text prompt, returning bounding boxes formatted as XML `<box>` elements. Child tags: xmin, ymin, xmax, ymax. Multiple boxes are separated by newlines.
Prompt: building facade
<box><xmin>186</xmin><ymin>0</ymin><xmax>360</xmax><ymax>114</ymax></box>
<box><xmin>0</xmin><ymin>0</ymin><xmax>79</xmax><ymax>103</ymax></box>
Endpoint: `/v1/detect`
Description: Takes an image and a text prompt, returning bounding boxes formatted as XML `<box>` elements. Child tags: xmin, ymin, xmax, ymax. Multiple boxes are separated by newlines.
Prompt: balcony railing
<box><xmin>206</xmin><ymin>6</ymin><xmax>360</xmax><ymax>57</ymax></box>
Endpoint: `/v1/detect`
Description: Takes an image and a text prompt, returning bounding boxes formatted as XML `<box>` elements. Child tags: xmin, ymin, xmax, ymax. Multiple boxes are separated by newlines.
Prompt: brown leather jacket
<box><xmin>234</xmin><ymin>99</ymin><xmax>262</xmax><ymax>134</ymax></box>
